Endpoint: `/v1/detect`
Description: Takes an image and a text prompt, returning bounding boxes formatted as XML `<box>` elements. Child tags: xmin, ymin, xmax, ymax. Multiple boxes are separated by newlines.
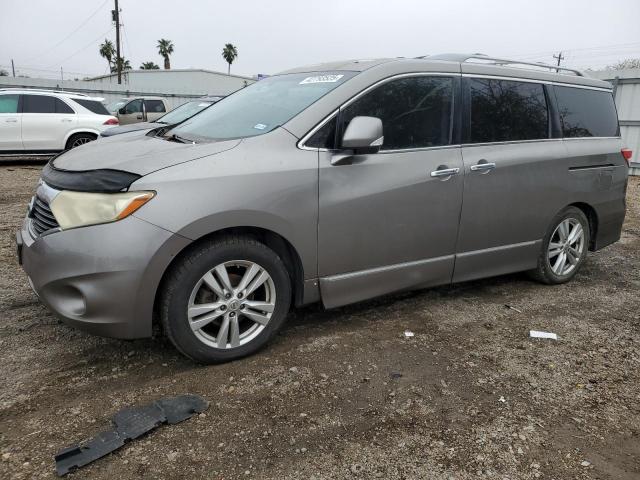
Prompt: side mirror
<box><xmin>341</xmin><ymin>116</ymin><xmax>383</xmax><ymax>154</ymax></box>
<box><xmin>118</xmin><ymin>107</ymin><xmax>126</xmax><ymax>115</ymax></box>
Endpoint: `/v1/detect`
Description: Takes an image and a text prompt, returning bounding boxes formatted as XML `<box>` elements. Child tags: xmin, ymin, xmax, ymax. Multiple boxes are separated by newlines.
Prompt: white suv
<box><xmin>0</xmin><ymin>89</ymin><xmax>118</xmax><ymax>153</ymax></box>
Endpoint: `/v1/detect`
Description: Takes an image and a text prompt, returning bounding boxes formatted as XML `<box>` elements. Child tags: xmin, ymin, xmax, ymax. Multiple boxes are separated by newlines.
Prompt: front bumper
<box><xmin>19</xmin><ymin>214</ymin><xmax>190</xmax><ymax>339</ymax></box>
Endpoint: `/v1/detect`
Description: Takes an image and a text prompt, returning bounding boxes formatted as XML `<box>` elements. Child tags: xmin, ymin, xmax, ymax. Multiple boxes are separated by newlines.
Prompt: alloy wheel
<box><xmin>547</xmin><ymin>218</ymin><xmax>585</xmax><ymax>276</ymax></box>
<box><xmin>187</xmin><ymin>260</ymin><xmax>276</xmax><ymax>349</ymax></box>
<box><xmin>71</xmin><ymin>137</ymin><xmax>92</xmax><ymax>148</ymax></box>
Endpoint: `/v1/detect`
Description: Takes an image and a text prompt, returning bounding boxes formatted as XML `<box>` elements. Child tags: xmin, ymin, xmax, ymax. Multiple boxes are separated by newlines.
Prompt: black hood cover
<box><xmin>42</xmin><ymin>161</ymin><xmax>141</xmax><ymax>193</ymax></box>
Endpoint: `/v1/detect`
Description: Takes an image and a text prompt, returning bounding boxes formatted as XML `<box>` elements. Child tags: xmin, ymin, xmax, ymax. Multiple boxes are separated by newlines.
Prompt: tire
<box><xmin>66</xmin><ymin>133</ymin><xmax>96</xmax><ymax>150</ymax></box>
<box><xmin>160</xmin><ymin>235</ymin><xmax>292</xmax><ymax>363</ymax></box>
<box><xmin>529</xmin><ymin>206</ymin><xmax>590</xmax><ymax>285</ymax></box>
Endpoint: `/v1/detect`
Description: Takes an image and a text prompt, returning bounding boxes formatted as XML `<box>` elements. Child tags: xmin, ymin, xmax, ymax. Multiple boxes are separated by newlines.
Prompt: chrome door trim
<box><xmin>457</xmin><ymin>240</ymin><xmax>539</xmax><ymax>258</ymax></box>
<box><xmin>323</xmin><ymin>255</ymin><xmax>453</xmax><ymax>282</ymax></box>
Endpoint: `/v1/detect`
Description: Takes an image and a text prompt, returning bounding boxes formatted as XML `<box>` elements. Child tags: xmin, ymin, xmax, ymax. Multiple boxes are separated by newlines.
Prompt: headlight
<box><xmin>50</xmin><ymin>191</ymin><xmax>155</xmax><ymax>230</ymax></box>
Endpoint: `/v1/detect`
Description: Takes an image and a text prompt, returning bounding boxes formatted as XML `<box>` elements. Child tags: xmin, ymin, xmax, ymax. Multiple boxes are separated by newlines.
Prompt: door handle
<box><xmin>430</xmin><ymin>167</ymin><xmax>460</xmax><ymax>178</ymax></box>
<box><xmin>5</xmin><ymin>118</ymin><xmax>17</xmax><ymax>123</ymax></box>
<box><xmin>61</xmin><ymin>118</ymin><xmax>72</xmax><ymax>123</ymax></box>
<box><xmin>470</xmin><ymin>161</ymin><xmax>496</xmax><ymax>173</ymax></box>
<box><xmin>136</xmin><ymin>115</ymin><xmax>143</xmax><ymax>119</ymax></box>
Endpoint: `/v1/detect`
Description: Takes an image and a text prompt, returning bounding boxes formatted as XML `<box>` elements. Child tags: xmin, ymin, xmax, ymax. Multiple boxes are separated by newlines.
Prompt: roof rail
<box><xmin>0</xmin><ymin>88</ymin><xmax>91</xmax><ymax>96</ymax></box>
<box><xmin>423</xmin><ymin>53</ymin><xmax>584</xmax><ymax>77</ymax></box>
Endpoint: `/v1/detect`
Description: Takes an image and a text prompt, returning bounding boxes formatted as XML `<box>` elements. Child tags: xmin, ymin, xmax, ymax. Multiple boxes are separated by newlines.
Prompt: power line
<box><xmin>23</xmin><ymin>0</ymin><xmax>110</xmax><ymax>64</ymax></box>
<box><xmin>45</xmin><ymin>26</ymin><xmax>114</xmax><ymax>69</ymax></box>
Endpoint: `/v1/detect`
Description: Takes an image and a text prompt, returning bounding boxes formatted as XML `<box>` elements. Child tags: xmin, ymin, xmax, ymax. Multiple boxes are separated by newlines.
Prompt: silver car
<box><xmin>17</xmin><ymin>54</ymin><xmax>630</xmax><ymax>363</ymax></box>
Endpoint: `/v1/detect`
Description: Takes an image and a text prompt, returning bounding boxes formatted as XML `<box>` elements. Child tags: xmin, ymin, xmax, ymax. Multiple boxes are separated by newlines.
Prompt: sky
<box><xmin>1</xmin><ymin>0</ymin><xmax>640</xmax><ymax>80</ymax></box>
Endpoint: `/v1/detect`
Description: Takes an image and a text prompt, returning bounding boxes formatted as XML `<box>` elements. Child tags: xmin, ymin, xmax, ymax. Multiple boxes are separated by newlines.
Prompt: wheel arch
<box><xmin>152</xmin><ymin>226</ymin><xmax>306</xmax><ymax>325</ymax></box>
<box><xmin>567</xmin><ymin>202</ymin><xmax>598</xmax><ymax>251</ymax></box>
<box><xmin>63</xmin><ymin>129</ymin><xmax>99</xmax><ymax>149</ymax></box>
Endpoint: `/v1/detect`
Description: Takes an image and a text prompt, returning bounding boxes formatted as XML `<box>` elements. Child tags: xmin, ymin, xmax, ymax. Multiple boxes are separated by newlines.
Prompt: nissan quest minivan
<box><xmin>17</xmin><ymin>54</ymin><xmax>631</xmax><ymax>363</ymax></box>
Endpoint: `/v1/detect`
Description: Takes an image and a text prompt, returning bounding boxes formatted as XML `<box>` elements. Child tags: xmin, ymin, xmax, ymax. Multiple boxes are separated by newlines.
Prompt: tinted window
<box><xmin>55</xmin><ymin>98</ymin><xmax>74</xmax><ymax>114</ymax></box>
<box><xmin>469</xmin><ymin>79</ymin><xmax>548</xmax><ymax>143</ymax></box>
<box><xmin>306</xmin><ymin>116</ymin><xmax>337</xmax><ymax>149</ymax></box>
<box><xmin>145</xmin><ymin>100</ymin><xmax>166</xmax><ymax>113</ymax></box>
<box><xmin>0</xmin><ymin>95</ymin><xmax>19</xmax><ymax>113</ymax></box>
<box><xmin>171</xmin><ymin>71</ymin><xmax>357</xmax><ymax>142</ymax></box>
<box><xmin>23</xmin><ymin>95</ymin><xmax>56</xmax><ymax>113</ymax></box>
<box><xmin>341</xmin><ymin>76</ymin><xmax>453</xmax><ymax>150</ymax></box>
<box><xmin>555</xmin><ymin>86</ymin><xmax>618</xmax><ymax>138</ymax></box>
<box><xmin>124</xmin><ymin>99</ymin><xmax>142</xmax><ymax>114</ymax></box>
<box><xmin>74</xmin><ymin>99</ymin><xmax>110</xmax><ymax>115</ymax></box>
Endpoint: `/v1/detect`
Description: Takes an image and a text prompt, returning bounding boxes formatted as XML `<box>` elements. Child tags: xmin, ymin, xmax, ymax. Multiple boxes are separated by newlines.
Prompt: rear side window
<box><xmin>145</xmin><ymin>100</ymin><xmax>166</xmax><ymax>113</ymax></box>
<box><xmin>55</xmin><ymin>98</ymin><xmax>74</xmax><ymax>114</ymax></box>
<box><xmin>554</xmin><ymin>86</ymin><xmax>619</xmax><ymax>138</ymax></box>
<box><xmin>341</xmin><ymin>76</ymin><xmax>454</xmax><ymax>150</ymax></box>
<box><xmin>74</xmin><ymin>99</ymin><xmax>110</xmax><ymax>115</ymax></box>
<box><xmin>469</xmin><ymin>79</ymin><xmax>548</xmax><ymax>143</ymax></box>
<box><xmin>0</xmin><ymin>95</ymin><xmax>19</xmax><ymax>113</ymax></box>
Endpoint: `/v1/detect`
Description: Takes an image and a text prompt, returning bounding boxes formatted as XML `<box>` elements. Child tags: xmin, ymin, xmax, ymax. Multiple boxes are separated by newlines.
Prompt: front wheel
<box><xmin>160</xmin><ymin>236</ymin><xmax>291</xmax><ymax>363</ymax></box>
<box><xmin>529</xmin><ymin>206</ymin><xmax>590</xmax><ymax>285</ymax></box>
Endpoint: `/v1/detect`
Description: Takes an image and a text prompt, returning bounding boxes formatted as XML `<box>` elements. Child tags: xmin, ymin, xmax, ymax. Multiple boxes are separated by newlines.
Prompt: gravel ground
<box><xmin>1</xmin><ymin>166</ymin><xmax>639</xmax><ymax>480</ymax></box>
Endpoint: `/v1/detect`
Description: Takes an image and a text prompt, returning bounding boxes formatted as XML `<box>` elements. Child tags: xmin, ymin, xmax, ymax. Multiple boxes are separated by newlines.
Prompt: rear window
<box><xmin>145</xmin><ymin>100</ymin><xmax>166</xmax><ymax>113</ymax></box>
<box><xmin>469</xmin><ymin>78</ymin><xmax>549</xmax><ymax>143</ymax></box>
<box><xmin>0</xmin><ymin>94</ymin><xmax>19</xmax><ymax>113</ymax></box>
<box><xmin>74</xmin><ymin>99</ymin><xmax>110</xmax><ymax>115</ymax></box>
<box><xmin>554</xmin><ymin>86</ymin><xmax>619</xmax><ymax>138</ymax></box>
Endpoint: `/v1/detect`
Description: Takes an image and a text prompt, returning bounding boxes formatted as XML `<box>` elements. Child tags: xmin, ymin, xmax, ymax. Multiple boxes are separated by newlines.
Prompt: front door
<box><xmin>317</xmin><ymin>75</ymin><xmax>464</xmax><ymax>308</ymax></box>
<box><xmin>118</xmin><ymin>99</ymin><xmax>144</xmax><ymax>124</ymax></box>
<box><xmin>0</xmin><ymin>94</ymin><xmax>23</xmax><ymax>151</ymax></box>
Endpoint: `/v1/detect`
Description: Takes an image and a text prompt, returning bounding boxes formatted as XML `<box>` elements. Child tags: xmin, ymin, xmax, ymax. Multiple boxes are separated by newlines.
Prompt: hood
<box><xmin>53</xmin><ymin>133</ymin><xmax>241</xmax><ymax>176</ymax></box>
<box><xmin>101</xmin><ymin>122</ymin><xmax>162</xmax><ymax>137</ymax></box>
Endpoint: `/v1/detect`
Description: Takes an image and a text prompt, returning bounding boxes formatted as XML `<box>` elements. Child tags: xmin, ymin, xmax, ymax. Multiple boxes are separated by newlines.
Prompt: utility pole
<box><xmin>113</xmin><ymin>0</ymin><xmax>122</xmax><ymax>84</ymax></box>
<box><xmin>553</xmin><ymin>51</ymin><xmax>564</xmax><ymax>72</ymax></box>
<box><xmin>11</xmin><ymin>59</ymin><xmax>15</xmax><ymax>77</ymax></box>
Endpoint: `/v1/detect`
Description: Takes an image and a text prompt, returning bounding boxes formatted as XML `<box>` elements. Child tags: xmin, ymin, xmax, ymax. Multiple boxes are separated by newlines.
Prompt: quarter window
<box><xmin>554</xmin><ymin>86</ymin><xmax>618</xmax><ymax>138</ymax></box>
<box><xmin>341</xmin><ymin>76</ymin><xmax>454</xmax><ymax>150</ymax></box>
<box><xmin>306</xmin><ymin>116</ymin><xmax>338</xmax><ymax>149</ymax></box>
<box><xmin>0</xmin><ymin>95</ymin><xmax>19</xmax><ymax>113</ymax></box>
<box><xmin>469</xmin><ymin>79</ymin><xmax>549</xmax><ymax>143</ymax></box>
<box><xmin>74</xmin><ymin>99</ymin><xmax>110</xmax><ymax>115</ymax></box>
<box><xmin>55</xmin><ymin>98</ymin><xmax>74</xmax><ymax>114</ymax></box>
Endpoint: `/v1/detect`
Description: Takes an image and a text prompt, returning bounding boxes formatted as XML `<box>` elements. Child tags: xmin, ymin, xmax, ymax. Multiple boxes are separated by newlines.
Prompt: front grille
<box><xmin>30</xmin><ymin>196</ymin><xmax>59</xmax><ymax>236</ymax></box>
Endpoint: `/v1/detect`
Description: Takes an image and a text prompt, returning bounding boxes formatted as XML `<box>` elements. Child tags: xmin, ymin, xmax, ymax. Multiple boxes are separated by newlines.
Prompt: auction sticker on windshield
<box><xmin>299</xmin><ymin>74</ymin><xmax>344</xmax><ymax>84</ymax></box>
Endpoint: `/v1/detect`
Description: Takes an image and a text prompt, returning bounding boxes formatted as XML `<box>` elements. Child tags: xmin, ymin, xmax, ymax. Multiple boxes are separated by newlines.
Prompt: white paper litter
<box><xmin>404</xmin><ymin>330</ymin><xmax>415</xmax><ymax>338</ymax></box>
<box><xmin>498</xmin><ymin>396</ymin><xmax>506</xmax><ymax>403</ymax></box>
<box><xmin>530</xmin><ymin>330</ymin><xmax>558</xmax><ymax>340</ymax></box>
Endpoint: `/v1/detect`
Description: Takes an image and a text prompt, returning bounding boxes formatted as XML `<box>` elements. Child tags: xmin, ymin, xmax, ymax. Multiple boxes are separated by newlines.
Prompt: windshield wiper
<box><xmin>166</xmin><ymin>134</ymin><xmax>195</xmax><ymax>144</ymax></box>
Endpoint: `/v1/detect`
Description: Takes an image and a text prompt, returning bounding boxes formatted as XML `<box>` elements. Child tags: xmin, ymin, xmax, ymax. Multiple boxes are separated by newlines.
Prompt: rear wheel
<box><xmin>66</xmin><ymin>133</ymin><xmax>96</xmax><ymax>149</ymax></box>
<box><xmin>530</xmin><ymin>207</ymin><xmax>590</xmax><ymax>285</ymax></box>
<box><xmin>160</xmin><ymin>236</ymin><xmax>291</xmax><ymax>363</ymax></box>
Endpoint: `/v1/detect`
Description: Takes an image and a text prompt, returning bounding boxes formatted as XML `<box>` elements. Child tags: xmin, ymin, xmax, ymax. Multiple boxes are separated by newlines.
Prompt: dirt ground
<box><xmin>1</xmin><ymin>166</ymin><xmax>639</xmax><ymax>480</ymax></box>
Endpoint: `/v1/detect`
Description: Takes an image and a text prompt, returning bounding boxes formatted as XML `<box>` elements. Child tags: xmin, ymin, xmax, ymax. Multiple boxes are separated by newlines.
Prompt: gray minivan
<box><xmin>17</xmin><ymin>54</ymin><xmax>630</xmax><ymax>363</ymax></box>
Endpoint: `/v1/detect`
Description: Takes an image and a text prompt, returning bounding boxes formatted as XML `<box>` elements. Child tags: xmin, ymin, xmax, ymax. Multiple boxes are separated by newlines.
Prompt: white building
<box><xmin>85</xmin><ymin>68</ymin><xmax>254</xmax><ymax>97</ymax></box>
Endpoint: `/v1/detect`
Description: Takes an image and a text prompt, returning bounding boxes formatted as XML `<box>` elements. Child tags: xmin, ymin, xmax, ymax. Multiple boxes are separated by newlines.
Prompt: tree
<box><xmin>0</xmin><ymin>69</ymin><xmax>8</xmax><ymax>76</ymax></box>
<box><xmin>222</xmin><ymin>43</ymin><xmax>238</xmax><ymax>74</ymax></box>
<box><xmin>99</xmin><ymin>39</ymin><xmax>116</xmax><ymax>71</ymax></box>
<box><xmin>110</xmin><ymin>57</ymin><xmax>131</xmax><ymax>74</ymax></box>
<box><xmin>140</xmin><ymin>61</ymin><xmax>160</xmax><ymax>70</ymax></box>
<box><xmin>607</xmin><ymin>58</ymin><xmax>640</xmax><ymax>70</ymax></box>
<box><xmin>157</xmin><ymin>39</ymin><xmax>174</xmax><ymax>70</ymax></box>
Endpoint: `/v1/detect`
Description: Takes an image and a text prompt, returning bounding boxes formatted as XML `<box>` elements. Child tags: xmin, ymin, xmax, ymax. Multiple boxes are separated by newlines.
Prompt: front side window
<box><xmin>145</xmin><ymin>100</ymin><xmax>166</xmax><ymax>113</ymax></box>
<box><xmin>555</xmin><ymin>86</ymin><xmax>619</xmax><ymax>138</ymax></box>
<box><xmin>22</xmin><ymin>94</ymin><xmax>56</xmax><ymax>114</ymax></box>
<box><xmin>170</xmin><ymin>71</ymin><xmax>357</xmax><ymax>142</ymax></box>
<box><xmin>0</xmin><ymin>95</ymin><xmax>19</xmax><ymax>113</ymax></box>
<box><xmin>340</xmin><ymin>76</ymin><xmax>454</xmax><ymax>150</ymax></box>
<box><xmin>469</xmin><ymin>79</ymin><xmax>548</xmax><ymax>143</ymax></box>
<box><xmin>124</xmin><ymin>99</ymin><xmax>142</xmax><ymax>114</ymax></box>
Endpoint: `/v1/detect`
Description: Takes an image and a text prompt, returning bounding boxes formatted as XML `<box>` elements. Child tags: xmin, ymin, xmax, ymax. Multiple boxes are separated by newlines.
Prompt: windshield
<box><xmin>106</xmin><ymin>100</ymin><xmax>127</xmax><ymax>113</ymax></box>
<box><xmin>169</xmin><ymin>72</ymin><xmax>356</xmax><ymax>142</ymax></box>
<box><xmin>156</xmin><ymin>100</ymin><xmax>215</xmax><ymax>124</ymax></box>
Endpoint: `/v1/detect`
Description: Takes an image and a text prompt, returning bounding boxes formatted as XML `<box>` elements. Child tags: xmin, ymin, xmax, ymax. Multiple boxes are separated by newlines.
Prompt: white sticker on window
<box><xmin>253</xmin><ymin>123</ymin><xmax>267</xmax><ymax>130</ymax></box>
<box><xmin>299</xmin><ymin>74</ymin><xmax>344</xmax><ymax>85</ymax></box>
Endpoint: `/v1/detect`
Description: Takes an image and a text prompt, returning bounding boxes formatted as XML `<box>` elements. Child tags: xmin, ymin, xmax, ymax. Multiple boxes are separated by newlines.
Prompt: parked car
<box><xmin>17</xmin><ymin>54</ymin><xmax>630</xmax><ymax>363</ymax></box>
<box><xmin>105</xmin><ymin>98</ymin><xmax>129</xmax><ymax>115</ymax></box>
<box><xmin>0</xmin><ymin>89</ymin><xmax>118</xmax><ymax>153</ymax></box>
<box><xmin>111</xmin><ymin>97</ymin><xmax>170</xmax><ymax>125</ymax></box>
<box><xmin>101</xmin><ymin>96</ymin><xmax>223</xmax><ymax>137</ymax></box>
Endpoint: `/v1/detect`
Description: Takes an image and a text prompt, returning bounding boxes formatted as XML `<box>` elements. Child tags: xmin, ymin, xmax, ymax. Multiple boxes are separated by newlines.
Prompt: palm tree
<box><xmin>140</xmin><ymin>61</ymin><xmax>160</xmax><ymax>70</ymax></box>
<box><xmin>99</xmin><ymin>39</ymin><xmax>116</xmax><ymax>71</ymax></box>
<box><xmin>110</xmin><ymin>57</ymin><xmax>131</xmax><ymax>74</ymax></box>
<box><xmin>157</xmin><ymin>39</ymin><xmax>174</xmax><ymax>70</ymax></box>
<box><xmin>222</xmin><ymin>43</ymin><xmax>238</xmax><ymax>74</ymax></box>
